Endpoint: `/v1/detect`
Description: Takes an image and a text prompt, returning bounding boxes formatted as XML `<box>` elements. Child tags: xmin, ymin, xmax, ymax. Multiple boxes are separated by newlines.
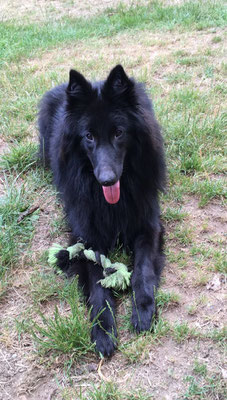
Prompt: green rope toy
<box><xmin>48</xmin><ymin>243</ymin><xmax>132</xmax><ymax>291</ymax></box>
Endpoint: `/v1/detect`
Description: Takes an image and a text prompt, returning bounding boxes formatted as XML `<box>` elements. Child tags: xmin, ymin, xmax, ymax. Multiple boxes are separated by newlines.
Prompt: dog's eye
<box><xmin>115</xmin><ymin>128</ymin><xmax>124</xmax><ymax>139</ymax></box>
<box><xmin>86</xmin><ymin>133</ymin><xmax>94</xmax><ymax>141</ymax></box>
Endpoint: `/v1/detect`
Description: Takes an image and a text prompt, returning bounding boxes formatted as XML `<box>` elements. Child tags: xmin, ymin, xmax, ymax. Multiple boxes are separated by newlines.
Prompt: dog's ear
<box><xmin>104</xmin><ymin>65</ymin><xmax>134</xmax><ymax>100</ymax></box>
<box><xmin>66</xmin><ymin>69</ymin><xmax>92</xmax><ymax>99</ymax></box>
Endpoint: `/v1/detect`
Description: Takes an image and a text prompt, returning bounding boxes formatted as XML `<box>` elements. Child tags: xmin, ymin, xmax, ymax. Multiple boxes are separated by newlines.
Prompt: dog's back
<box><xmin>38</xmin><ymin>84</ymin><xmax>67</xmax><ymax>165</ymax></box>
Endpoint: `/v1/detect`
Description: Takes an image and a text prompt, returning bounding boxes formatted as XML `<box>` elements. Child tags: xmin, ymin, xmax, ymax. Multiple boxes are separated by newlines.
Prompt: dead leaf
<box><xmin>206</xmin><ymin>274</ymin><xmax>222</xmax><ymax>291</ymax></box>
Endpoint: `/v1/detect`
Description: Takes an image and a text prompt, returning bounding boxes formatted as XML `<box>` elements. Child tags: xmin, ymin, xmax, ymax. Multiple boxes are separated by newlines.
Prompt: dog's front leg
<box><xmin>56</xmin><ymin>249</ymin><xmax>117</xmax><ymax>357</ymax></box>
<box><xmin>131</xmin><ymin>229</ymin><xmax>164</xmax><ymax>332</ymax></box>
<box><xmin>87</xmin><ymin>262</ymin><xmax>117</xmax><ymax>357</ymax></box>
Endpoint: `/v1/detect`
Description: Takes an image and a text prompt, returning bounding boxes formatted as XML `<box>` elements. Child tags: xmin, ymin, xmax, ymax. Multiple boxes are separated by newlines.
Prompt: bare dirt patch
<box><xmin>0</xmin><ymin>345</ymin><xmax>57</xmax><ymax>400</ymax></box>
<box><xmin>162</xmin><ymin>195</ymin><xmax>226</xmax><ymax>325</ymax></box>
<box><xmin>0</xmin><ymin>138</ymin><xmax>9</xmax><ymax>156</ymax></box>
<box><xmin>182</xmin><ymin>196</ymin><xmax>226</xmax><ymax>240</ymax></box>
<box><xmin>30</xmin><ymin>195</ymin><xmax>66</xmax><ymax>252</ymax></box>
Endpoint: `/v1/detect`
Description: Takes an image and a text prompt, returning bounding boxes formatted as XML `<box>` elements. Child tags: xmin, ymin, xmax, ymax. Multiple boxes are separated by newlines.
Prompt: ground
<box><xmin>0</xmin><ymin>1</ymin><xmax>226</xmax><ymax>399</ymax></box>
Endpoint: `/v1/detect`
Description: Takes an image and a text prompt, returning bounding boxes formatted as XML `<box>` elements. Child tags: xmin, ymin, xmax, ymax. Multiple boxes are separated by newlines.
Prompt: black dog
<box><xmin>38</xmin><ymin>65</ymin><xmax>166</xmax><ymax>356</ymax></box>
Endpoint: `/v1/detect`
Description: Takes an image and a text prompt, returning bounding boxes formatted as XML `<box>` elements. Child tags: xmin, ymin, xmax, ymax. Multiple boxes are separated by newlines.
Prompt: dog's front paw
<box><xmin>131</xmin><ymin>297</ymin><xmax>155</xmax><ymax>332</ymax></box>
<box><xmin>56</xmin><ymin>249</ymin><xmax>70</xmax><ymax>271</ymax></box>
<box><xmin>91</xmin><ymin>324</ymin><xmax>117</xmax><ymax>357</ymax></box>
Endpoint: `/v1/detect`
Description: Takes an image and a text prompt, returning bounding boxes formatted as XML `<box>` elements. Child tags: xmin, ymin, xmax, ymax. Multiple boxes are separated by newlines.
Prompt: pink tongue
<box><xmin>102</xmin><ymin>180</ymin><xmax>120</xmax><ymax>204</ymax></box>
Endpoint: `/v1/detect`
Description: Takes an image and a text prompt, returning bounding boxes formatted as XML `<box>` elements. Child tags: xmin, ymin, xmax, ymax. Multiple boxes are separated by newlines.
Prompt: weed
<box><xmin>174</xmin><ymin>225</ymin><xmax>194</xmax><ymax>246</ymax></box>
<box><xmin>204</xmin><ymin>66</ymin><xmax>214</xmax><ymax>78</ymax></box>
<box><xmin>163</xmin><ymin>207</ymin><xmax>187</xmax><ymax>222</ymax></box>
<box><xmin>193</xmin><ymin>360</ymin><xmax>207</xmax><ymax>377</ymax></box>
<box><xmin>181</xmin><ymin>374</ymin><xmax>226</xmax><ymax>399</ymax></box>
<box><xmin>172</xmin><ymin>322</ymin><xmax>198</xmax><ymax>343</ymax></box>
<box><xmin>30</xmin><ymin>278</ymin><xmax>95</xmax><ymax>357</ymax></box>
<box><xmin>193</xmin><ymin>270</ymin><xmax>210</xmax><ymax>287</ymax></box>
<box><xmin>190</xmin><ymin>177</ymin><xmax>226</xmax><ymax>207</ymax></box>
<box><xmin>187</xmin><ymin>295</ymin><xmax>208</xmax><ymax>316</ymax></box>
<box><xmin>166</xmin><ymin>72</ymin><xmax>191</xmax><ymax>84</ymax></box>
<box><xmin>49</xmin><ymin>216</ymin><xmax>67</xmax><ymax>238</ymax></box>
<box><xmin>29</xmin><ymin>268</ymin><xmax>64</xmax><ymax>303</ymax></box>
<box><xmin>211</xmin><ymin>36</ymin><xmax>222</xmax><ymax>43</ymax></box>
<box><xmin>187</xmin><ymin>303</ymin><xmax>198</xmax><ymax>316</ymax></box>
<box><xmin>120</xmin><ymin>333</ymin><xmax>154</xmax><ymax>364</ymax></box>
<box><xmin>205</xmin><ymin>327</ymin><xmax>227</xmax><ymax>344</ymax></box>
<box><xmin>67</xmin><ymin>382</ymin><xmax>154</xmax><ymax>400</ymax></box>
<box><xmin>108</xmin><ymin>243</ymin><xmax>131</xmax><ymax>265</ymax></box>
<box><xmin>213</xmin><ymin>250</ymin><xmax>227</xmax><ymax>273</ymax></box>
<box><xmin>0</xmin><ymin>142</ymin><xmax>38</xmax><ymax>173</ymax></box>
<box><xmin>0</xmin><ymin>180</ymin><xmax>39</xmax><ymax>292</ymax></box>
<box><xmin>156</xmin><ymin>290</ymin><xmax>180</xmax><ymax>309</ymax></box>
<box><xmin>176</xmin><ymin>56</ymin><xmax>201</xmax><ymax>66</ymax></box>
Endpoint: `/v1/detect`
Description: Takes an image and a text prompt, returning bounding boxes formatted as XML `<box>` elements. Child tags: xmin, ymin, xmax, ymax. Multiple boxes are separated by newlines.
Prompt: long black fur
<box><xmin>38</xmin><ymin>65</ymin><xmax>166</xmax><ymax>357</ymax></box>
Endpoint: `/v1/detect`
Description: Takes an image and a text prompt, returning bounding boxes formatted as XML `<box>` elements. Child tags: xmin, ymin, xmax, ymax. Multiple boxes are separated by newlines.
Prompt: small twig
<box><xmin>97</xmin><ymin>359</ymin><xmax>110</xmax><ymax>382</ymax></box>
<box><xmin>17</xmin><ymin>206</ymin><xmax>39</xmax><ymax>223</ymax></box>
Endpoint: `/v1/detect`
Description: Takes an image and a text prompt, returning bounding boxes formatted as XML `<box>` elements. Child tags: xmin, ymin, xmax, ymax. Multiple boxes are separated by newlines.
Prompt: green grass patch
<box><xmin>190</xmin><ymin>177</ymin><xmax>227</xmax><ymax>206</ymax></box>
<box><xmin>172</xmin><ymin>322</ymin><xmax>198</xmax><ymax>343</ymax></box>
<box><xmin>157</xmin><ymin>83</ymin><xmax>226</xmax><ymax>177</ymax></box>
<box><xmin>176</xmin><ymin>56</ymin><xmax>202</xmax><ymax>66</ymax></box>
<box><xmin>70</xmin><ymin>382</ymin><xmax>154</xmax><ymax>400</ymax></box>
<box><xmin>182</xmin><ymin>374</ymin><xmax>226</xmax><ymax>399</ymax></box>
<box><xmin>156</xmin><ymin>289</ymin><xmax>180</xmax><ymax>309</ymax></box>
<box><xmin>0</xmin><ymin>142</ymin><xmax>38</xmax><ymax>173</ymax></box>
<box><xmin>29</xmin><ymin>268</ymin><xmax>65</xmax><ymax>304</ymax></box>
<box><xmin>0</xmin><ymin>1</ymin><xmax>226</xmax><ymax>67</ymax></box>
<box><xmin>211</xmin><ymin>35</ymin><xmax>222</xmax><ymax>43</ymax></box>
<box><xmin>120</xmin><ymin>316</ymin><xmax>171</xmax><ymax>363</ymax></box>
<box><xmin>165</xmin><ymin>71</ymin><xmax>192</xmax><ymax>84</ymax></box>
<box><xmin>205</xmin><ymin>327</ymin><xmax>227</xmax><ymax>343</ymax></box>
<box><xmin>0</xmin><ymin>181</ymin><xmax>39</xmax><ymax>293</ymax></box>
<box><xmin>30</xmin><ymin>278</ymin><xmax>95</xmax><ymax>357</ymax></box>
<box><xmin>193</xmin><ymin>360</ymin><xmax>208</xmax><ymax>377</ymax></box>
<box><xmin>171</xmin><ymin>224</ymin><xmax>194</xmax><ymax>246</ymax></box>
<box><xmin>163</xmin><ymin>206</ymin><xmax>187</xmax><ymax>222</ymax></box>
<box><xmin>213</xmin><ymin>250</ymin><xmax>227</xmax><ymax>273</ymax></box>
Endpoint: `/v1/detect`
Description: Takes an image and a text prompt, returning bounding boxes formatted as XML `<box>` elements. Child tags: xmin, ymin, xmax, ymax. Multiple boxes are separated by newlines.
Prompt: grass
<box><xmin>190</xmin><ymin>178</ymin><xmax>227</xmax><ymax>207</ymax></box>
<box><xmin>62</xmin><ymin>382</ymin><xmax>154</xmax><ymax>400</ymax></box>
<box><xmin>120</xmin><ymin>316</ymin><xmax>171</xmax><ymax>363</ymax></box>
<box><xmin>0</xmin><ymin>1</ymin><xmax>226</xmax><ymax>67</ymax></box>
<box><xmin>156</xmin><ymin>289</ymin><xmax>180</xmax><ymax>309</ymax></box>
<box><xmin>0</xmin><ymin>142</ymin><xmax>38</xmax><ymax>173</ymax></box>
<box><xmin>181</xmin><ymin>374</ymin><xmax>226</xmax><ymax>399</ymax></box>
<box><xmin>30</xmin><ymin>278</ymin><xmax>95</xmax><ymax>357</ymax></box>
<box><xmin>174</xmin><ymin>225</ymin><xmax>194</xmax><ymax>246</ymax></box>
<box><xmin>172</xmin><ymin>322</ymin><xmax>198</xmax><ymax>343</ymax></box>
<box><xmin>0</xmin><ymin>0</ymin><xmax>226</xmax><ymax>397</ymax></box>
<box><xmin>163</xmin><ymin>206</ymin><xmax>187</xmax><ymax>222</ymax></box>
<box><xmin>0</xmin><ymin>180</ymin><xmax>39</xmax><ymax>292</ymax></box>
<box><xmin>193</xmin><ymin>360</ymin><xmax>208</xmax><ymax>377</ymax></box>
<box><xmin>29</xmin><ymin>267</ymin><xmax>64</xmax><ymax>304</ymax></box>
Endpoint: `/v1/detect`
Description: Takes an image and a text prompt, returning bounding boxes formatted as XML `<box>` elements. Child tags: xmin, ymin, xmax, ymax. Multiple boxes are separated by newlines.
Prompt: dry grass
<box><xmin>0</xmin><ymin>1</ymin><xmax>226</xmax><ymax>399</ymax></box>
<box><xmin>0</xmin><ymin>0</ymin><xmax>150</xmax><ymax>22</ymax></box>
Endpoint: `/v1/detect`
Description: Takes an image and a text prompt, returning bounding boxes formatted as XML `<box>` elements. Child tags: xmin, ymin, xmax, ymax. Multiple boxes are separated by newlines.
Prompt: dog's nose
<box><xmin>97</xmin><ymin>168</ymin><xmax>117</xmax><ymax>186</ymax></box>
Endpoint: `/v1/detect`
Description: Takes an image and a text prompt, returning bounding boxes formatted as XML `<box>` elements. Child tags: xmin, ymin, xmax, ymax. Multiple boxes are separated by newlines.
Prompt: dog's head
<box><xmin>65</xmin><ymin>65</ymin><xmax>136</xmax><ymax>204</ymax></box>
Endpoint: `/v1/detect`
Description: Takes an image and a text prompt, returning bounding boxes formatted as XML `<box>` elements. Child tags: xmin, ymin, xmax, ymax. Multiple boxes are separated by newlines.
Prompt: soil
<box><xmin>0</xmin><ymin>2</ymin><xmax>226</xmax><ymax>399</ymax></box>
<box><xmin>0</xmin><ymin>195</ymin><xmax>226</xmax><ymax>399</ymax></box>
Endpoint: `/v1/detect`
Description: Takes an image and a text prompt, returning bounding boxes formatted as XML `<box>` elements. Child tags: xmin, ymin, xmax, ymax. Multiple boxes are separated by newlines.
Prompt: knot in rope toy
<box><xmin>48</xmin><ymin>243</ymin><xmax>132</xmax><ymax>291</ymax></box>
